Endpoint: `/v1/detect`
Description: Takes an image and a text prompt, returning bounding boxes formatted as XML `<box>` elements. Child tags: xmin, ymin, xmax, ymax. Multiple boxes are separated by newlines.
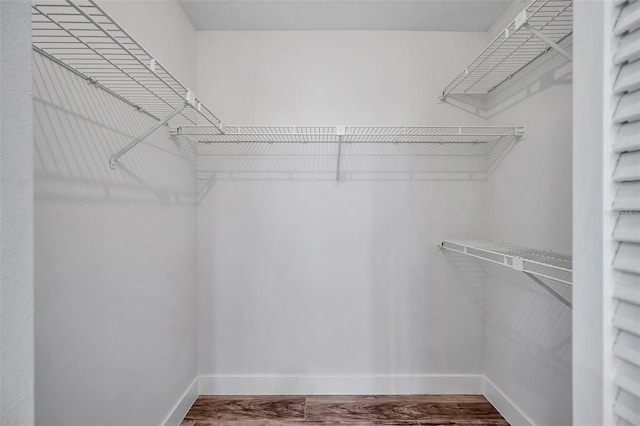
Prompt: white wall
<box><xmin>196</xmin><ymin>31</ymin><xmax>487</xmax><ymax>126</ymax></box>
<box><xmin>33</xmin><ymin>2</ymin><xmax>199</xmax><ymax>425</ymax></box>
<box><xmin>195</xmin><ymin>31</ymin><xmax>492</xmax><ymax>394</ymax></box>
<box><xmin>193</xmin><ymin>25</ymin><xmax>572</xmax><ymax>421</ymax></box>
<box><xmin>477</xmin><ymin>10</ymin><xmax>574</xmax><ymax>426</ymax></box>
<box><xmin>0</xmin><ymin>1</ymin><xmax>34</xmax><ymax>425</ymax></box>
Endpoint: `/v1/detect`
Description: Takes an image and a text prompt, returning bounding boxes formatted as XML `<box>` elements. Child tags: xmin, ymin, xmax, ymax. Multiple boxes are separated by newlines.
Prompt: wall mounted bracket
<box><xmin>335</xmin><ymin>126</ymin><xmax>346</xmax><ymax>182</ymax></box>
<box><xmin>524</xmin><ymin>272</ymin><xmax>572</xmax><ymax>308</ymax></box>
<box><xmin>522</xmin><ymin>22</ymin><xmax>573</xmax><ymax>62</ymax></box>
<box><xmin>110</xmin><ymin>103</ymin><xmax>188</xmax><ymax>169</ymax></box>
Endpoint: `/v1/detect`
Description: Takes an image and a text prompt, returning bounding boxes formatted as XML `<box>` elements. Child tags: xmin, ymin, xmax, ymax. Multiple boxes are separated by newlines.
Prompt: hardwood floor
<box><xmin>181</xmin><ymin>395</ymin><xmax>510</xmax><ymax>425</ymax></box>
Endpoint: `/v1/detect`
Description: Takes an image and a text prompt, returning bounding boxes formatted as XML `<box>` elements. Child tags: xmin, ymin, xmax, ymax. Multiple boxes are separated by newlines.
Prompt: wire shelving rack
<box><xmin>440</xmin><ymin>0</ymin><xmax>573</xmax><ymax>100</ymax></box>
<box><xmin>177</xmin><ymin>125</ymin><xmax>523</xmax><ymax>144</ymax></box>
<box><xmin>181</xmin><ymin>126</ymin><xmax>524</xmax><ymax>181</ymax></box>
<box><xmin>441</xmin><ymin>239</ymin><xmax>572</xmax><ymax>307</ymax></box>
<box><xmin>32</xmin><ymin>0</ymin><xmax>526</xmax><ymax>180</ymax></box>
<box><xmin>32</xmin><ymin>0</ymin><xmax>223</xmax><ymax>168</ymax></box>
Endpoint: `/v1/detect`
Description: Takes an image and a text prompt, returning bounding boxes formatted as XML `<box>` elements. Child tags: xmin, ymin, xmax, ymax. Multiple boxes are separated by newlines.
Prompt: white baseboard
<box><xmin>198</xmin><ymin>374</ymin><xmax>484</xmax><ymax>396</ymax></box>
<box><xmin>162</xmin><ymin>377</ymin><xmax>199</xmax><ymax>426</ymax></box>
<box><xmin>483</xmin><ymin>377</ymin><xmax>534</xmax><ymax>426</ymax></box>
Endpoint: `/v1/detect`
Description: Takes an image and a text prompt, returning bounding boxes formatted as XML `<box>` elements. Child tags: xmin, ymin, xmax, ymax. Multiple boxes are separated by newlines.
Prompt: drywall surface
<box><xmin>33</xmin><ymin>2</ymin><xmax>198</xmax><ymax>425</ymax></box>
<box><xmin>477</xmin><ymin>29</ymin><xmax>573</xmax><ymax>426</ymax></box>
<box><xmin>196</xmin><ymin>31</ymin><xmax>487</xmax><ymax>126</ymax></box>
<box><xmin>0</xmin><ymin>1</ymin><xmax>34</xmax><ymax>425</ymax></box>
<box><xmin>195</xmin><ymin>31</ymin><xmax>490</xmax><ymax>392</ymax></box>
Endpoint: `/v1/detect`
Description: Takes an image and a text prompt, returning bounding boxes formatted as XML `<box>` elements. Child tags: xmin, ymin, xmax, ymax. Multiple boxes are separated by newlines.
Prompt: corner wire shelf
<box><xmin>31</xmin><ymin>0</ymin><xmax>223</xmax><ymax>169</ymax></box>
<box><xmin>441</xmin><ymin>239</ymin><xmax>572</xmax><ymax>308</ymax></box>
<box><xmin>440</xmin><ymin>0</ymin><xmax>573</xmax><ymax>100</ymax></box>
<box><xmin>177</xmin><ymin>125</ymin><xmax>524</xmax><ymax>181</ymax></box>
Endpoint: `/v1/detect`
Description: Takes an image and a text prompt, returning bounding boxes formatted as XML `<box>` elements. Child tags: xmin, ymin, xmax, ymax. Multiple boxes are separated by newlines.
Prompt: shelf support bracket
<box><xmin>522</xmin><ymin>23</ymin><xmax>573</xmax><ymax>62</ymax></box>
<box><xmin>336</xmin><ymin>136</ymin><xmax>343</xmax><ymax>183</ymax></box>
<box><xmin>524</xmin><ymin>272</ymin><xmax>572</xmax><ymax>309</ymax></box>
<box><xmin>335</xmin><ymin>126</ymin><xmax>346</xmax><ymax>183</ymax></box>
<box><xmin>110</xmin><ymin>103</ymin><xmax>187</xmax><ymax>169</ymax></box>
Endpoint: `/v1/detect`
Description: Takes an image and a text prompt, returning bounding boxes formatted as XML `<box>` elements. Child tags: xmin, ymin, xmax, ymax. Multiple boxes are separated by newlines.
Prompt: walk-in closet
<box><xmin>0</xmin><ymin>0</ymin><xmax>637</xmax><ymax>425</ymax></box>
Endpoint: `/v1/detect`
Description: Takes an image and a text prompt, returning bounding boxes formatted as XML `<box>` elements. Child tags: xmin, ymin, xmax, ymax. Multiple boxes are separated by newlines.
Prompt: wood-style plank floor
<box><xmin>181</xmin><ymin>395</ymin><xmax>510</xmax><ymax>425</ymax></box>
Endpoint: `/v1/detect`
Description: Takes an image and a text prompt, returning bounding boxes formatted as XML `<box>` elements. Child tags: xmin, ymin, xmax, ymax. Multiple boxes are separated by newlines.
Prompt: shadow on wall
<box><xmin>443</xmin><ymin>251</ymin><xmax>572</xmax><ymax>376</ymax></box>
<box><xmin>444</xmin><ymin>37</ymin><xmax>573</xmax><ymax>119</ymax></box>
<box><xmin>194</xmin><ymin>136</ymin><xmax>518</xmax><ymax>202</ymax></box>
<box><xmin>33</xmin><ymin>51</ymin><xmax>197</xmax><ymax>206</ymax></box>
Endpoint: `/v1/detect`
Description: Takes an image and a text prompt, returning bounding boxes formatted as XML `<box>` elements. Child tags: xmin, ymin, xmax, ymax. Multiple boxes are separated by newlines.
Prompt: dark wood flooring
<box><xmin>181</xmin><ymin>395</ymin><xmax>510</xmax><ymax>425</ymax></box>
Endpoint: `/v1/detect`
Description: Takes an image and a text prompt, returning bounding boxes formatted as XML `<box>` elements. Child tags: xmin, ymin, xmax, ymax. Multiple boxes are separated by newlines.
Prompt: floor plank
<box><xmin>182</xmin><ymin>422</ymin><xmax>418</xmax><ymax>425</ymax></box>
<box><xmin>183</xmin><ymin>396</ymin><xmax>305</xmax><ymax>422</ymax></box>
<box><xmin>305</xmin><ymin>395</ymin><xmax>506</xmax><ymax>424</ymax></box>
<box><xmin>181</xmin><ymin>395</ymin><xmax>509</xmax><ymax>425</ymax></box>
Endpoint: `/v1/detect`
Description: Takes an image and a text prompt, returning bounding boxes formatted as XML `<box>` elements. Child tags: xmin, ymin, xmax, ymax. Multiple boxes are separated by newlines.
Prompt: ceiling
<box><xmin>178</xmin><ymin>0</ymin><xmax>516</xmax><ymax>32</ymax></box>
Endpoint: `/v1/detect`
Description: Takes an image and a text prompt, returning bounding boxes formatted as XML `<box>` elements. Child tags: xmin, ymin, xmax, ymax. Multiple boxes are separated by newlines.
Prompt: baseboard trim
<box><xmin>482</xmin><ymin>377</ymin><xmax>534</xmax><ymax>426</ymax></box>
<box><xmin>162</xmin><ymin>377</ymin><xmax>199</xmax><ymax>426</ymax></box>
<box><xmin>198</xmin><ymin>374</ymin><xmax>485</xmax><ymax>396</ymax></box>
<box><xmin>171</xmin><ymin>375</ymin><xmax>532</xmax><ymax>425</ymax></box>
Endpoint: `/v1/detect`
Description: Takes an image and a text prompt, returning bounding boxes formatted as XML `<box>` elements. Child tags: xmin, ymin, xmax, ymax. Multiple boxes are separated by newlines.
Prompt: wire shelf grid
<box><xmin>178</xmin><ymin>125</ymin><xmax>523</xmax><ymax>144</ymax></box>
<box><xmin>441</xmin><ymin>0</ymin><xmax>573</xmax><ymax>98</ymax></box>
<box><xmin>441</xmin><ymin>239</ymin><xmax>572</xmax><ymax>285</ymax></box>
<box><xmin>32</xmin><ymin>0</ymin><xmax>222</xmax><ymax>129</ymax></box>
<box><xmin>188</xmin><ymin>126</ymin><xmax>523</xmax><ymax>182</ymax></box>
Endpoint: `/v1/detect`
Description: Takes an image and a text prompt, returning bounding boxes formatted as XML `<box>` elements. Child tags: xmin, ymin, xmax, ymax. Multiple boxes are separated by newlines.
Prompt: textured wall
<box><xmin>195</xmin><ymin>31</ymin><xmax>491</xmax><ymax>394</ymax></box>
<box><xmin>33</xmin><ymin>2</ymin><xmax>199</xmax><ymax>425</ymax></box>
<box><xmin>0</xmin><ymin>1</ymin><xmax>34</xmax><ymax>425</ymax></box>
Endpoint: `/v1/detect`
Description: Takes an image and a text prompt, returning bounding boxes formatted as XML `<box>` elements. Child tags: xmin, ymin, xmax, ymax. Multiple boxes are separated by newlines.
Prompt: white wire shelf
<box><xmin>441</xmin><ymin>239</ymin><xmax>572</xmax><ymax>287</ymax></box>
<box><xmin>441</xmin><ymin>0</ymin><xmax>573</xmax><ymax>99</ymax></box>
<box><xmin>178</xmin><ymin>125</ymin><xmax>523</xmax><ymax>144</ymax></box>
<box><xmin>183</xmin><ymin>125</ymin><xmax>524</xmax><ymax>183</ymax></box>
<box><xmin>32</xmin><ymin>0</ymin><xmax>222</xmax><ymax>130</ymax></box>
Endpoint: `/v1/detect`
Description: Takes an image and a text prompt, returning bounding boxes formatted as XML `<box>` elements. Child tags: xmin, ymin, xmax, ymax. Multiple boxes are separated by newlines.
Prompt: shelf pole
<box><xmin>110</xmin><ymin>103</ymin><xmax>187</xmax><ymax>169</ymax></box>
<box><xmin>522</xmin><ymin>23</ymin><xmax>573</xmax><ymax>62</ymax></box>
<box><xmin>336</xmin><ymin>135</ymin><xmax>343</xmax><ymax>183</ymax></box>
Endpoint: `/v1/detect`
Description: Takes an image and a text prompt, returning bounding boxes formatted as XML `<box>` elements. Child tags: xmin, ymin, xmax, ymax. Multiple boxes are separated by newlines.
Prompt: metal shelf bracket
<box><xmin>335</xmin><ymin>126</ymin><xmax>346</xmax><ymax>182</ymax></box>
<box><xmin>524</xmin><ymin>272</ymin><xmax>572</xmax><ymax>308</ymax></box>
<box><xmin>110</xmin><ymin>103</ymin><xmax>188</xmax><ymax>169</ymax></box>
<box><xmin>522</xmin><ymin>22</ymin><xmax>573</xmax><ymax>62</ymax></box>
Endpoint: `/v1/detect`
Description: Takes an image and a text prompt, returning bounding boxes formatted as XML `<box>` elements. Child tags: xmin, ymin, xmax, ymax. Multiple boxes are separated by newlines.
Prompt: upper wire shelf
<box><xmin>177</xmin><ymin>125</ymin><xmax>523</xmax><ymax>144</ymax></box>
<box><xmin>31</xmin><ymin>0</ymin><xmax>222</xmax><ymax>129</ymax></box>
<box><xmin>441</xmin><ymin>0</ymin><xmax>573</xmax><ymax>99</ymax></box>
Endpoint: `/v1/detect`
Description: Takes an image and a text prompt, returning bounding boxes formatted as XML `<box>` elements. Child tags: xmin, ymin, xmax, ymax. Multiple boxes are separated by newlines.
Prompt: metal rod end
<box><xmin>109</xmin><ymin>158</ymin><xmax>117</xmax><ymax>170</ymax></box>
